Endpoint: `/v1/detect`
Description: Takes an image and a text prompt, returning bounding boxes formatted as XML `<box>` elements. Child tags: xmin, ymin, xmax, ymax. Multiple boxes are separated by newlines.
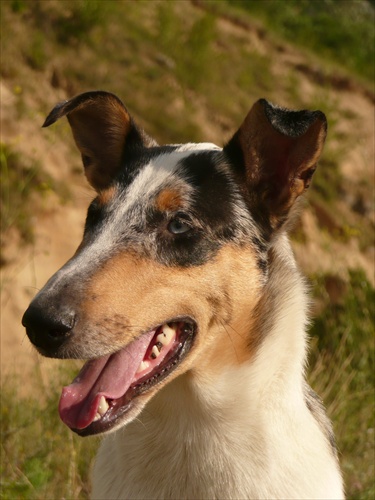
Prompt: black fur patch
<box><xmin>179</xmin><ymin>151</ymin><xmax>238</xmax><ymax>237</ymax></box>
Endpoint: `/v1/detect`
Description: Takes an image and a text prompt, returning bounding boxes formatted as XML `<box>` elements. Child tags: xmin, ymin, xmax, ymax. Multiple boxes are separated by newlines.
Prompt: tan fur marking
<box><xmin>155</xmin><ymin>188</ymin><xmax>183</xmax><ymax>212</ymax></box>
<box><xmin>79</xmin><ymin>246</ymin><xmax>263</xmax><ymax>384</ymax></box>
<box><xmin>97</xmin><ymin>186</ymin><xmax>118</xmax><ymax>206</ymax></box>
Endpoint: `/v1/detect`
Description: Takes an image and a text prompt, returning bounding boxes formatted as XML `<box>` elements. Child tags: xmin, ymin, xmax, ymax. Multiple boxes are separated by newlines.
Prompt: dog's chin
<box><xmin>59</xmin><ymin>318</ymin><xmax>197</xmax><ymax>437</ymax></box>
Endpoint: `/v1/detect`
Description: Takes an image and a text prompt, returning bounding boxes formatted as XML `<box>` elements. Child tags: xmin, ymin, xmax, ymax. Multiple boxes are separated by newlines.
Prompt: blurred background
<box><xmin>1</xmin><ymin>0</ymin><xmax>374</xmax><ymax>498</ymax></box>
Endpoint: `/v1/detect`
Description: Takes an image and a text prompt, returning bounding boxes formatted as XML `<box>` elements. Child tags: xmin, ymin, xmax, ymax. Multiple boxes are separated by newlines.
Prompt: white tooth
<box><xmin>156</xmin><ymin>325</ymin><xmax>175</xmax><ymax>346</ymax></box>
<box><xmin>93</xmin><ymin>413</ymin><xmax>101</xmax><ymax>422</ymax></box>
<box><xmin>151</xmin><ymin>345</ymin><xmax>160</xmax><ymax>358</ymax></box>
<box><xmin>137</xmin><ymin>360</ymin><xmax>150</xmax><ymax>373</ymax></box>
<box><xmin>98</xmin><ymin>396</ymin><xmax>109</xmax><ymax>416</ymax></box>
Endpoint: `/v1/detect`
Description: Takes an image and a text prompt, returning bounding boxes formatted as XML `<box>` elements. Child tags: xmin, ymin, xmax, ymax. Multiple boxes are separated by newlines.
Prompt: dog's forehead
<box><xmin>132</xmin><ymin>141</ymin><xmax>222</xmax><ymax>188</ymax></box>
<box><xmin>110</xmin><ymin>142</ymin><xmax>223</xmax><ymax>207</ymax></box>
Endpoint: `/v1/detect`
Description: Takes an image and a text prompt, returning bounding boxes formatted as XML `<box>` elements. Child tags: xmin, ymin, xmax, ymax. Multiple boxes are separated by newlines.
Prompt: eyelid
<box><xmin>173</xmin><ymin>211</ymin><xmax>191</xmax><ymax>221</ymax></box>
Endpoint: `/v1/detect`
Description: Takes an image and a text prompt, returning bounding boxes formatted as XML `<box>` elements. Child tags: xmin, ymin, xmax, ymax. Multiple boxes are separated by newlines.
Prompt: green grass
<box><xmin>312</xmin><ymin>155</ymin><xmax>343</xmax><ymax>202</ymax></box>
<box><xmin>1</xmin><ymin>143</ymin><xmax>48</xmax><ymax>248</ymax></box>
<box><xmin>1</xmin><ymin>366</ymin><xmax>98</xmax><ymax>499</ymax></box>
<box><xmin>1</xmin><ymin>0</ymin><xmax>275</xmax><ymax>143</ymax></box>
<box><xmin>308</xmin><ymin>269</ymin><xmax>375</xmax><ymax>498</ymax></box>
<box><xmin>54</xmin><ymin>0</ymin><xmax>110</xmax><ymax>44</ymax></box>
<box><xmin>0</xmin><ymin>143</ymin><xmax>70</xmax><ymax>256</ymax></box>
<box><xmin>224</xmin><ymin>0</ymin><xmax>375</xmax><ymax>83</ymax></box>
<box><xmin>24</xmin><ymin>30</ymin><xmax>48</xmax><ymax>71</ymax></box>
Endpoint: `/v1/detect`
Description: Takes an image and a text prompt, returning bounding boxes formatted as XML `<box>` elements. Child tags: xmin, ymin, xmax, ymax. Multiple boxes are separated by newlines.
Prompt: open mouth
<box><xmin>58</xmin><ymin>319</ymin><xmax>196</xmax><ymax>436</ymax></box>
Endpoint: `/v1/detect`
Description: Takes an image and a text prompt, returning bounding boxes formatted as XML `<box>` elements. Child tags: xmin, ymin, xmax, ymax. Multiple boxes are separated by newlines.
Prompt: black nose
<box><xmin>22</xmin><ymin>304</ymin><xmax>75</xmax><ymax>355</ymax></box>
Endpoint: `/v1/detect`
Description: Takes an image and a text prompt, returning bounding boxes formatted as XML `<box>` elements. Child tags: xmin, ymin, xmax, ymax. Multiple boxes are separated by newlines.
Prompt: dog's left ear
<box><xmin>224</xmin><ymin>99</ymin><xmax>327</xmax><ymax>230</ymax></box>
<box><xmin>43</xmin><ymin>91</ymin><xmax>157</xmax><ymax>191</ymax></box>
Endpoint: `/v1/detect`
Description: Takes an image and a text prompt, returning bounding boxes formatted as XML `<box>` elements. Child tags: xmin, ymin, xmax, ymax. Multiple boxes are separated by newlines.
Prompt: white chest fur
<box><xmin>92</xmin><ymin>365</ymin><xmax>343</xmax><ymax>500</ymax></box>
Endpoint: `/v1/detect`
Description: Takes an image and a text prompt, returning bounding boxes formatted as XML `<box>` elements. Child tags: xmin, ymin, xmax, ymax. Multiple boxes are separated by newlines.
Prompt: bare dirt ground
<box><xmin>1</xmin><ymin>80</ymin><xmax>94</xmax><ymax>384</ymax></box>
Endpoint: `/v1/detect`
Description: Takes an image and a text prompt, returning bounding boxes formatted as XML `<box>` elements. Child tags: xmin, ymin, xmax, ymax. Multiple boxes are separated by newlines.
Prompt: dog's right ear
<box><xmin>224</xmin><ymin>99</ymin><xmax>327</xmax><ymax>234</ymax></box>
<box><xmin>43</xmin><ymin>91</ymin><xmax>157</xmax><ymax>191</ymax></box>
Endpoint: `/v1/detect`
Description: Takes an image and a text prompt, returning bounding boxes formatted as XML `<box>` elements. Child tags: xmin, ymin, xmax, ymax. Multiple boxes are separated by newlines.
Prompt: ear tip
<box><xmin>313</xmin><ymin>109</ymin><xmax>328</xmax><ymax>128</ymax></box>
<box><xmin>41</xmin><ymin>91</ymin><xmax>128</xmax><ymax>129</ymax></box>
<box><xmin>257</xmin><ymin>98</ymin><xmax>327</xmax><ymax>119</ymax></box>
<box><xmin>42</xmin><ymin>100</ymin><xmax>69</xmax><ymax>128</ymax></box>
<box><xmin>255</xmin><ymin>99</ymin><xmax>327</xmax><ymax>137</ymax></box>
<box><xmin>42</xmin><ymin>114</ymin><xmax>56</xmax><ymax>128</ymax></box>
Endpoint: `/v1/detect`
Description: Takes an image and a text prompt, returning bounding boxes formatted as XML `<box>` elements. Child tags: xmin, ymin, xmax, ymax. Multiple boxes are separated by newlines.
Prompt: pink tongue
<box><xmin>58</xmin><ymin>330</ymin><xmax>155</xmax><ymax>429</ymax></box>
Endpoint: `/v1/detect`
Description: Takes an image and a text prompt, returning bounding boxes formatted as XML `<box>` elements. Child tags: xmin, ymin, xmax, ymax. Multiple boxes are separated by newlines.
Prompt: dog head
<box><xmin>22</xmin><ymin>91</ymin><xmax>326</xmax><ymax>435</ymax></box>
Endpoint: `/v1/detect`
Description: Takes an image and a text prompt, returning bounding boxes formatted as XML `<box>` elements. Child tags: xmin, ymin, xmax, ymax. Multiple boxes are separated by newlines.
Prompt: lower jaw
<box><xmin>73</xmin><ymin>321</ymin><xmax>196</xmax><ymax>437</ymax></box>
<box><xmin>73</xmin><ymin>392</ymin><xmax>137</xmax><ymax>437</ymax></box>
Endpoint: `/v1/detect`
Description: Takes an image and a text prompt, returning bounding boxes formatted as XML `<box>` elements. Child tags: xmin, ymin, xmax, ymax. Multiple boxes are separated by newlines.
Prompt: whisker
<box><xmin>23</xmin><ymin>286</ymin><xmax>41</xmax><ymax>292</ymax></box>
<box><xmin>220</xmin><ymin>319</ymin><xmax>240</xmax><ymax>363</ymax></box>
<box><xmin>222</xmin><ymin>321</ymin><xmax>247</xmax><ymax>340</ymax></box>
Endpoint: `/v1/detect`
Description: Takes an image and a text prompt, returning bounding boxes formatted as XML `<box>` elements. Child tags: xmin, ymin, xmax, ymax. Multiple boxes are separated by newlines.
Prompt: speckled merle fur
<box><xmin>83</xmin><ymin>147</ymin><xmax>266</xmax><ymax>270</ymax></box>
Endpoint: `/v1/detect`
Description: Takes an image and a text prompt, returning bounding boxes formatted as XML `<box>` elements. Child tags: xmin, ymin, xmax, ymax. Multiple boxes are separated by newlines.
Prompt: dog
<box><xmin>22</xmin><ymin>91</ymin><xmax>344</xmax><ymax>499</ymax></box>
